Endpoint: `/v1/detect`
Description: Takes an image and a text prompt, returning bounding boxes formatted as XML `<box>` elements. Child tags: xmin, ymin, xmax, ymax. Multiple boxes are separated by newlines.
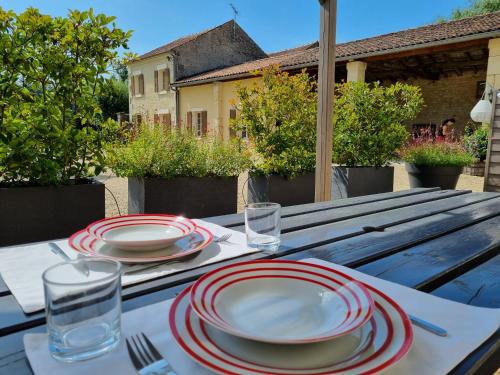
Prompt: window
<box><xmin>154</xmin><ymin>68</ymin><xmax>170</xmax><ymax>93</ymax></box>
<box><xmin>187</xmin><ymin>110</ymin><xmax>207</xmax><ymax>136</ymax></box>
<box><xmin>229</xmin><ymin>108</ymin><xmax>247</xmax><ymax>139</ymax></box>
<box><xmin>194</xmin><ymin>112</ymin><xmax>202</xmax><ymax>137</ymax></box>
<box><xmin>131</xmin><ymin>74</ymin><xmax>144</xmax><ymax>96</ymax></box>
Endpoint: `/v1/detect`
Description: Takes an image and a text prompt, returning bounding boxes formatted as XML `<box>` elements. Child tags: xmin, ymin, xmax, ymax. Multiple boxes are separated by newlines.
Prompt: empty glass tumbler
<box><xmin>245</xmin><ymin>202</ymin><xmax>281</xmax><ymax>252</ymax></box>
<box><xmin>42</xmin><ymin>259</ymin><xmax>122</xmax><ymax>362</ymax></box>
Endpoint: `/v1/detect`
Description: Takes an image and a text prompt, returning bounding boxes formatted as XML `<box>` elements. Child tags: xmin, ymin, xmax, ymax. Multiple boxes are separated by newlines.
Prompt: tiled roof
<box><xmin>137</xmin><ymin>20</ymin><xmax>236</xmax><ymax>60</ymax></box>
<box><xmin>175</xmin><ymin>11</ymin><xmax>500</xmax><ymax>85</ymax></box>
<box><xmin>267</xmin><ymin>41</ymin><xmax>319</xmax><ymax>57</ymax></box>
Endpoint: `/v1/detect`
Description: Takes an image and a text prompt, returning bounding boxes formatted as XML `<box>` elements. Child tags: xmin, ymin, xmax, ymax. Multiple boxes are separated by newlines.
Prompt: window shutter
<box><xmin>229</xmin><ymin>109</ymin><xmax>237</xmax><ymax>138</ymax></box>
<box><xmin>186</xmin><ymin>111</ymin><xmax>192</xmax><ymax>132</ymax></box>
<box><xmin>154</xmin><ymin>71</ymin><xmax>158</xmax><ymax>92</ymax></box>
<box><xmin>163</xmin><ymin>69</ymin><xmax>170</xmax><ymax>91</ymax></box>
<box><xmin>136</xmin><ymin>114</ymin><xmax>142</xmax><ymax>125</ymax></box>
<box><xmin>154</xmin><ymin>113</ymin><xmax>159</xmax><ymax>124</ymax></box>
<box><xmin>165</xmin><ymin>113</ymin><xmax>172</xmax><ymax>127</ymax></box>
<box><xmin>201</xmin><ymin>111</ymin><xmax>208</xmax><ymax>136</ymax></box>
<box><xmin>139</xmin><ymin>74</ymin><xmax>144</xmax><ymax>95</ymax></box>
<box><xmin>131</xmin><ymin>76</ymin><xmax>136</xmax><ymax>96</ymax></box>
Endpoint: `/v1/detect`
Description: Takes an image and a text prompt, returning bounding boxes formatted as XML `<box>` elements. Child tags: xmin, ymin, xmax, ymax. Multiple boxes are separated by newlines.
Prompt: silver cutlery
<box><xmin>126</xmin><ymin>332</ymin><xmax>176</xmax><ymax>375</ymax></box>
<box><xmin>48</xmin><ymin>242</ymin><xmax>90</xmax><ymax>276</ymax></box>
<box><xmin>215</xmin><ymin>233</ymin><xmax>232</xmax><ymax>243</ymax></box>
<box><xmin>408</xmin><ymin>314</ymin><xmax>447</xmax><ymax>337</ymax></box>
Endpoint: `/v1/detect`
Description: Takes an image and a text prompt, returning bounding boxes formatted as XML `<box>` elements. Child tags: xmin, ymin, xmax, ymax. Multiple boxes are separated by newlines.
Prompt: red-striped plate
<box><xmin>190</xmin><ymin>260</ymin><xmax>374</xmax><ymax>344</ymax></box>
<box><xmin>169</xmin><ymin>269</ymin><xmax>413</xmax><ymax>374</ymax></box>
<box><xmin>68</xmin><ymin>225</ymin><xmax>212</xmax><ymax>263</ymax></box>
<box><xmin>86</xmin><ymin>214</ymin><xmax>197</xmax><ymax>251</ymax></box>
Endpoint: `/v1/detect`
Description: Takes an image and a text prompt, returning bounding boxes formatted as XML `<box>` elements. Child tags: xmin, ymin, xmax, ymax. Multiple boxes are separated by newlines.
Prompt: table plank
<box><xmin>356</xmin><ymin>215</ymin><xmax>500</xmax><ymax>291</ymax></box>
<box><xmin>206</xmin><ymin>187</ymin><xmax>440</xmax><ymax>227</ymax></box>
<box><xmin>431</xmin><ymin>254</ymin><xmax>500</xmax><ymax>308</ymax></box>
<box><xmin>285</xmin><ymin>196</ymin><xmax>500</xmax><ymax>268</ymax></box>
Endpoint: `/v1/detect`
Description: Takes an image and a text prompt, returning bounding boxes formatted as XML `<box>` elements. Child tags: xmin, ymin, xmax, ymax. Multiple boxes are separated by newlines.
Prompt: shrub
<box><xmin>0</xmin><ymin>7</ymin><xmax>130</xmax><ymax>187</ymax></box>
<box><xmin>108</xmin><ymin>125</ymin><xmax>251</xmax><ymax>179</ymax></box>
<box><xmin>400</xmin><ymin>140</ymin><xmax>476</xmax><ymax>167</ymax></box>
<box><xmin>332</xmin><ymin>81</ymin><xmax>424</xmax><ymax>167</ymax></box>
<box><xmin>463</xmin><ymin>124</ymin><xmax>489</xmax><ymax>161</ymax></box>
<box><xmin>233</xmin><ymin>66</ymin><xmax>317</xmax><ymax>178</ymax></box>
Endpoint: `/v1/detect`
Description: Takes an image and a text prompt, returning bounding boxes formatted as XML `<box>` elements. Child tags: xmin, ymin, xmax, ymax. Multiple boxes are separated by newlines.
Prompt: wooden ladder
<box><xmin>484</xmin><ymin>89</ymin><xmax>500</xmax><ymax>192</ymax></box>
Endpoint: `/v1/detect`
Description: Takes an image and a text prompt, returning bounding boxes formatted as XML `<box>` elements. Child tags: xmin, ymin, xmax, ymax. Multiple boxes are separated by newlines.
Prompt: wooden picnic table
<box><xmin>0</xmin><ymin>187</ymin><xmax>499</xmax><ymax>374</ymax></box>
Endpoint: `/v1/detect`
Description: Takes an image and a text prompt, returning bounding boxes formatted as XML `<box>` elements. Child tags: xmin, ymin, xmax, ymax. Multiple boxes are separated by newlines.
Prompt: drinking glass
<box><xmin>245</xmin><ymin>202</ymin><xmax>281</xmax><ymax>252</ymax></box>
<box><xmin>42</xmin><ymin>259</ymin><xmax>122</xmax><ymax>362</ymax></box>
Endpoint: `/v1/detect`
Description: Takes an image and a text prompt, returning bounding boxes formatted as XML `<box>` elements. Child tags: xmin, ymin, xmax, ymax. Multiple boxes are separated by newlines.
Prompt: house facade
<box><xmin>127</xmin><ymin>20</ymin><xmax>266</xmax><ymax>128</ymax></box>
<box><xmin>172</xmin><ymin>12</ymin><xmax>500</xmax><ymax>139</ymax></box>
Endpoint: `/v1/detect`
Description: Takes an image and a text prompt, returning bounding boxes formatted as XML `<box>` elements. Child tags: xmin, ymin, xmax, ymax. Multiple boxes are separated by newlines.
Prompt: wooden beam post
<box><xmin>315</xmin><ymin>0</ymin><xmax>336</xmax><ymax>202</ymax></box>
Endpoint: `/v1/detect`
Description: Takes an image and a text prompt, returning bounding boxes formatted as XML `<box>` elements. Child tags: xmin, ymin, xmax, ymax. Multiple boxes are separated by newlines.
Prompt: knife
<box><xmin>408</xmin><ymin>314</ymin><xmax>448</xmax><ymax>337</ymax></box>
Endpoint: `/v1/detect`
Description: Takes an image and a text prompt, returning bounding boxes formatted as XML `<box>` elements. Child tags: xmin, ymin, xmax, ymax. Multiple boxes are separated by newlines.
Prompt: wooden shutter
<box><xmin>139</xmin><ymin>74</ymin><xmax>144</xmax><ymax>95</ymax></box>
<box><xmin>154</xmin><ymin>71</ymin><xmax>158</xmax><ymax>92</ymax></box>
<box><xmin>186</xmin><ymin>111</ymin><xmax>192</xmax><ymax>132</ymax></box>
<box><xmin>162</xmin><ymin>69</ymin><xmax>170</xmax><ymax>91</ymax></box>
<box><xmin>131</xmin><ymin>76</ymin><xmax>136</xmax><ymax>96</ymax></box>
<box><xmin>229</xmin><ymin>109</ymin><xmax>237</xmax><ymax>138</ymax></box>
<box><xmin>201</xmin><ymin>111</ymin><xmax>208</xmax><ymax>136</ymax></box>
<box><xmin>154</xmin><ymin>113</ymin><xmax>159</xmax><ymax>124</ymax></box>
<box><xmin>136</xmin><ymin>114</ymin><xmax>142</xmax><ymax>125</ymax></box>
<box><xmin>164</xmin><ymin>113</ymin><xmax>172</xmax><ymax>127</ymax></box>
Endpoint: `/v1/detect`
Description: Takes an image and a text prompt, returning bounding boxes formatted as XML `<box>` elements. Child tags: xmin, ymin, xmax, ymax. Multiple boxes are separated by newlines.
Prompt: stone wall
<box><xmin>404</xmin><ymin>69</ymin><xmax>486</xmax><ymax>135</ymax></box>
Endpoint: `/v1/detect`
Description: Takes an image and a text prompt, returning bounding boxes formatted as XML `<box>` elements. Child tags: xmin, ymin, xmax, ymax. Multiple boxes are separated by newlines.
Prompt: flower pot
<box><xmin>0</xmin><ymin>179</ymin><xmax>104</xmax><ymax>246</ymax></box>
<box><xmin>405</xmin><ymin>163</ymin><xmax>463</xmax><ymax>190</ymax></box>
<box><xmin>247</xmin><ymin>173</ymin><xmax>315</xmax><ymax>207</ymax></box>
<box><xmin>331</xmin><ymin>166</ymin><xmax>394</xmax><ymax>198</ymax></box>
<box><xmin>128</xmin><ymin>176</ymin><xmax>238</xmax><ymax>218</ymax></box>
<box><xmin>463</xmin><ymin>161</ymin><xmax>485</xmax><ymax>177</ymax></box>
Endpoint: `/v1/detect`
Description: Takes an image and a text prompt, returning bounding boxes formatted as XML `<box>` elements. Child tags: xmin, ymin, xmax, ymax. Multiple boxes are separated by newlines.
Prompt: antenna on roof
<box><xmin>229</xmin><ymin>3</ymin><xmax>239</xmax><ymax>38</ymax></box>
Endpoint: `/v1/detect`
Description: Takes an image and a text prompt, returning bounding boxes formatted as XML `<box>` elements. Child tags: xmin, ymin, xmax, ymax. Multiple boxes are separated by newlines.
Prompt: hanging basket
<box><xmin>470</xmin><ymin>91</ymin><xmax>492</xmax><ymax>123</ymax></box>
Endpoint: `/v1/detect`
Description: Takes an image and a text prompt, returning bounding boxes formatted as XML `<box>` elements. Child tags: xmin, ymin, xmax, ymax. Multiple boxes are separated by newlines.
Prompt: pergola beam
<box><xmin>315</xmin><ymin>0</ymin><xmax>336</xmax><ymax>202</ymax></box>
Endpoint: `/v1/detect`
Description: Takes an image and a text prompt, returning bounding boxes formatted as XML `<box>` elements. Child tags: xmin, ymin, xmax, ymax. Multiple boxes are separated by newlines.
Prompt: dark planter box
<box><xmin>247</xmin><ymin>173</ymin><xmax>315</xmax><ymax>207</ymax></box>
<box><xmin>0</xmin><ymin>179</ymin><xmax>104</xmax><ymax>246</ymax></box>
<box><xmin>464</xmin><ymin>161</ymin><xmax>485</xmax><ymax>177</ymax></box>
<box><xmin>128</xmin><ymin>176</ymin><xmax>238</xmax><ymax>217</ymax></box>
<box><xmin>405</xmin><ymin>163</ymin><xmax>463</xmax><ymax>190</ymax></box>
<box><xmin>332</xmin><ymin>166</ymin><xmax>394</xmax><ymax>198</ymax></box>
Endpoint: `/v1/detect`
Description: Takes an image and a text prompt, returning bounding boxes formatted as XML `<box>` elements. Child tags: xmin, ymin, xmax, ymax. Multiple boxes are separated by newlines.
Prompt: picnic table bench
<box><xmin>0</xmin><ymin>187</ymin><xmax>499</xmax><ymax>374</ymax></box>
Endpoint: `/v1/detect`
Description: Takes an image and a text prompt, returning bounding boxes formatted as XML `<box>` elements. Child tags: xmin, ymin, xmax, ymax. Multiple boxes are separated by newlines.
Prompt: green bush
<box><xmin>401</xmin><ymin>141</ymin><xmax>476</xmax><ymax>167</ymax></box>
<box><xmin>464</xmin><ymin>125</ymin><xmax>489</xmax><ymax>161</ymax></box>
<box><xmin>0</xmin><ymin>7</ymin><xmax>130</xmax><ymax>187</ymax></box>
<box><xmin>233</xmin><ymin>66</ymin><xmax>317</xmax><ymax>178</ymax></box>
<box><xmin>332</xmin><ymin>81</ymin><xmax>424</xmax><ymax>167</ymax></box>
<box><xmin>108</xmin><ymin>125</ymin><xmax>251</xmax><ymax>179</ymax></box>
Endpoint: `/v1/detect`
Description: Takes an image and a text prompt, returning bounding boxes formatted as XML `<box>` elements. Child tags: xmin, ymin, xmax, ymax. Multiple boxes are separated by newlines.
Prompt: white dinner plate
<box><xmin>190</xmin><ymin>260</ymin><xmax>374</xmax><ymax>344</ymax></box>
<box><xmin>169</xmin><ymin>280</ymin><xmax>413</xmax><ymax>375</ymax></box>
<box><xmin>86</xmin><ymin>214</ymin><xmax>197</xmax><ymax>251</ymax></box>
<box><xmin>68</xmin><ymin>225</ymin><xmax>212</xmax><ymax>263</ymax></box>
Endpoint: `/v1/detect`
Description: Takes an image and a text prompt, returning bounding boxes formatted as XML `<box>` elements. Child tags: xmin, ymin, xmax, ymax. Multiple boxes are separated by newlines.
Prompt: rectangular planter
<box><xmin>332</xmin><ymin>166</ymin><xmax>394</xmax><ymax>199</ymax></box>
<box><xmin>128</xmin><ymin>176</ymin><xmax>238</xmax><ymax>218</ymax></box>
<box><xmin>0</xmin><ymin>179</ymin><xmax>105</xmax><ymax>246</ymax></box>
<box><xmin>247</xmin><ymin>173</ymin><xmax>315</xmax><ymax>207</ymax></box>
<box><xmin>464</xmin><ymin>161</ymin><xmax>485</xmax><ymax>177</ymax></box>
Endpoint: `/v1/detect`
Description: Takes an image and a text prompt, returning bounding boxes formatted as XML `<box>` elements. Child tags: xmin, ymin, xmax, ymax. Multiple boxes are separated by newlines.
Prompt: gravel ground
<box><xmin>99</xmin><ymin>164</ymin><xmax>485</xmax><ymax>218</ymax></box>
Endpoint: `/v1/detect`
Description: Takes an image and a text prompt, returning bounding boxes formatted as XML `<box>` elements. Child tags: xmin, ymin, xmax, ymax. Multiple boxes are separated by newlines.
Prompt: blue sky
<box><xmin>1</xmin><ymin>0</ymin><xmax>470</xmax><ymax>55</ymax></box>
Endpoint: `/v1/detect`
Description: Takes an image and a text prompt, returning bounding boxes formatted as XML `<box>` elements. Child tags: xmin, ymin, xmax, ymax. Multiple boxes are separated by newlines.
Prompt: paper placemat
<box><xmin>24</xmin><ymin>258</ymin><xmax>500</xmax><ymax>375</ymax></box>
<box><xmin>0</xmin><ymin>219</ymin><xmax>258</xmax><ymax>313</ymax></box>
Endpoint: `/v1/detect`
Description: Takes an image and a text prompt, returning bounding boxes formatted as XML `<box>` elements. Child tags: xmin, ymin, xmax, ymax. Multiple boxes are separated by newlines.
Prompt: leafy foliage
<box><xmin>233</xmin><ymin>66</ymin><xmax>317</xmax><ymax>178</ymax></box>
<box><xmin>435</xmin><ymin>0</ymin><xmax>500</xmax><ymax>22</ymax></box>
<box><xmin>108</xmin><ymin>125</ymin><xmax>251</xmax><ymax>179</ymax></box>
<box><xmin>463</xmin><ymin>124</ymin><xmax>489</xmax><ymax>161</ymax></box>
<box><xmin>98</xmin><ymin>78</ymin><xmax>129</xmax><ymax>120</ymax></box>
<box><xmin>400</xmin><ymin>140</ymin><xmax>476</xmax><ymax>167</ymax></box>
<box><xmin>0</xmin><ymin>7</ymin><xmax>130</xmax><ymax>187</ymax></box>
<box><xmin>332</xmin><ymin>81</ymin><xmax>424</xmax><ymax>167</ymax></box>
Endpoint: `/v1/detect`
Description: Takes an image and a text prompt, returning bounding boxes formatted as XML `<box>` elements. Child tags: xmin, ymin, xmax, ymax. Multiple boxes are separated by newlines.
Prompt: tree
<box><xmin>99</xmin><ymin>78</ymin><xmax>129</xmax><ymax>121</ymax></box>
<box><xmin>436</xmin><ymin>0</ymin><xmax>500</xmax><ymax>22</ymax></box>
<box><xmin>0</xmin><ymin>7</ymin><xmax>131</xmax><ymax>186</ymax></box>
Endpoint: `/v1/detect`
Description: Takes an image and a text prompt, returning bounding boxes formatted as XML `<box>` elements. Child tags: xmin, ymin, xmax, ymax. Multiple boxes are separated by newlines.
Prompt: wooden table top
<box><xmin>0</xmin><ymin>188</ymin><xmax>499</xmax><ymax>374</ymax></box>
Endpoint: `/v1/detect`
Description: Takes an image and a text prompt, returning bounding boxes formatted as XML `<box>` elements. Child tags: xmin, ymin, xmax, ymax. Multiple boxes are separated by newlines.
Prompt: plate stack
<box><xmin>170</xmin><ymin>260</ymin><xmax>413</xmax><ymax>375</ymax></box>
<box><xmin>67</xmin><ymin>214</ymin><xmax>213</xmax><ymax>263</ymax></box>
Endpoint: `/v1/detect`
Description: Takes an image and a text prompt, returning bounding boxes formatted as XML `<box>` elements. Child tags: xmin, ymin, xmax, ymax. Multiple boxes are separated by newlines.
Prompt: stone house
<box><xmin>127</xmin><ymin>20</ymin><xmax>266</xmax><ymax>128</ymax></box>
<box><xmin>171</xmin><ymin>12</ymin><xmax>500</xmax><ymax>139</ymax></box>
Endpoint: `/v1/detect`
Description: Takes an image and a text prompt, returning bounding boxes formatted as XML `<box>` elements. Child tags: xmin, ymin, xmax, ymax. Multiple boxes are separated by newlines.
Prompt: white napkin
<box><xmin>0</xmin><ymin>220</ymin><xmax>257</xmax><ymax>314</ymax></box>
<box><xmin>24</xmin><ymin>259</ymin><xmax>500</xmax><ymax>375</ymax></box>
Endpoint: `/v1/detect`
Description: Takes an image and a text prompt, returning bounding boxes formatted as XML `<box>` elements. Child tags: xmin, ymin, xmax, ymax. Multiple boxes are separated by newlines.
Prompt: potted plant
<box><xmin>0</xmin><ymin>8</ymin><xmax>129</xmax><ymax>246</ymax></box>
<box><xmin>400</xmin><ymin>140</ymin><xmax>476</xmax><ymax>189</ymax></box>
<box><xmin>108</xmin><ymin>126</ymin><xmax>251</xmax><ymax>217</ymax></box>
<box><xmin>233</xmin><ymin>66</ymin><xmax>317</xmax><ymax>206</ymax></box>
<box><xmin>332</xmin><ymin>81</ymin><xmax>424</xmax><ymax>198</ymax></box>
<box><xmin>463</xmin><ymin>124</ymin><xmax>489</xmax><ymax>176</ymax></box>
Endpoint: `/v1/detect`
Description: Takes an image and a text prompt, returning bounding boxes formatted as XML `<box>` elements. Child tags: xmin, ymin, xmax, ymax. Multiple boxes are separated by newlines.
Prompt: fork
<box><xmin>126</xmin><ymin>332</ymin><xmax>177</xmax><ymax>375</ymax></box>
